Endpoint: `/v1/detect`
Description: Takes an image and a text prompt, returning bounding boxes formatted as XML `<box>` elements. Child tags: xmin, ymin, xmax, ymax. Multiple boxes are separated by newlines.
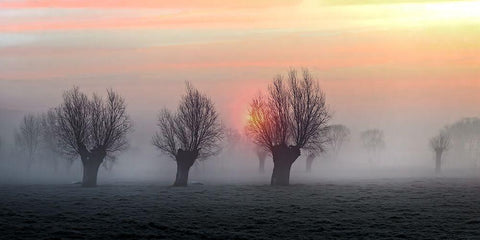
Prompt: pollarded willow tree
<box><xmin>153</xmin><ymin>83</ymin><xmax>223</xmax><ymax>187</ymax></box>
<box><xmin>360</xmin><ymin>129</ymin><xmax>385</xmax><ymax>163</ymax></box>
<box><xmin>51</xmin><ymin>87</ymin><xmax>132</xmax><ymax>187</ymax></box>
<box><xmin>430</xmin><ymin>131</ymin><xmax>450</xmax><ymax>173</ymax></box>
<box><xmin>15</xmin><ymin>114</ymin><xmax>42</xmax><ymax>169</ymax></box>
<box><xmin>246</xmin><ymin>68</ymin><xmax>331</xmax><ymax>186</ymax></box>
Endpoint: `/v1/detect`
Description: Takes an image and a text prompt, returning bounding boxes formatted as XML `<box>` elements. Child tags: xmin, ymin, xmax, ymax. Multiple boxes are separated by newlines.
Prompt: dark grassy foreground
<box><xmin>1</xmin><ymin>178</ymin><xmax>480</xmax><ymax>240</ymax></box>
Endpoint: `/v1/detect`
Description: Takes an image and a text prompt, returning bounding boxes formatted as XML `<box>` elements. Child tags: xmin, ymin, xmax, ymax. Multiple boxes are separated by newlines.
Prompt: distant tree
<box><xmin>40</xmin><ymin>110</ymin><xmax>64</xmax><ymax>172</ymax></box>
<box><xmin>15</xmin><ymin>114</ymin><xmax>42</xmax><ymax>169</ymax></box>
<box><xmin>327</xmin><ymin>124</ymin><xmax>350</xmax><ymax>157</ymax></box>
<box><xmin>430</xmin><ymin>131</ymin><xmax>451</xmax><ymax>173</ymax></box>
<box><xmin>360</xmin><ymin>129</ymin><xmax>385</xmax><ymax>163</ymax></box>
<box><xmin>153</xmin><ymin>83</ymin><xmax>223</xmax><ymax>186</ymax></box>
<box><xmin>305</xmin><ymin>152</ymin><xmax>316</xmax><ymax>173</ymax></box>
<box><xmin>305</xmin><ymin>125</ymin><xmax>350</xmax><ymax>172</ymax></box>
<box><xmin>255</xmin><ymin>146</ymin><xmax>268</xmax><ymax>173</ymax></box>
<box><xmin>445</xmin><ymin>118</ymin><xmax>480</xmax><ymax>168</ymax></box>
<box><xmin>225</xmin><ymin>128</ymin><xmax>242</xmax><ymax>151</ymax></box>
<box><xmin>246</xmin><ymin>68</ymin><xmax>330</xmax><ymax>186</ymax></box>
<box><xmin>52</xmin><ymin>87</ymin><xmax>132</xmax><ymax>187</ymax></box>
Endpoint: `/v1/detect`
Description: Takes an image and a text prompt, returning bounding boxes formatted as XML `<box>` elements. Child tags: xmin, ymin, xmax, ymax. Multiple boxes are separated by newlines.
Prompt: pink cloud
<box><xmin>0</xmin><ymin>0</ymin><xmax>301</xmax><ymax>9</ymax></box>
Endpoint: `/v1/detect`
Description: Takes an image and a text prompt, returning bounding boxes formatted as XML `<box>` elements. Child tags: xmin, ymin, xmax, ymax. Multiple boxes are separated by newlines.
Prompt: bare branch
<box><xmin>430</xmin><ymin>131</ymin><xmax>451</xmax><ymax>153</ymax></box>
<box><xmin>326</xmin><ymin>124</ymin><xmax>350</xmax><ymax>154</ymax></box>
<box><xmin>152</xmin><ymin>109</ymin><xmax>178</xmax><ymax>158</ymax></box>
<box><xmin>15</xmin><ymin>113</ymin><xmax>42</xmax><ymax>163</ymax></box>
<box><xmin>153</xmin><ymin>82</ymin><xmax>224</xmax><ymax>160</ymax></box>
<box><xmin>246</xmin><ymin>68</ymin><xmax>331</xmax><ymax>153</ymax></box>
<box><xmin>360</xmin><ymin>129</ymin><xmax>385</xmax><ymax>153</ymax></box>
<box><xmin>52</xmin><ymin>87</ymin><xmax>132</xmax><ymax>159</ymax></box>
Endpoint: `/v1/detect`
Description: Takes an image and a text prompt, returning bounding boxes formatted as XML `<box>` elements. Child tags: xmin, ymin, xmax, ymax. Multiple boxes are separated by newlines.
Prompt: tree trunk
<box><xmin>435</xmin><ymin>150</ymin><xmax>443</xmax><ymax>174</ymax></box>
<box><xmin>271</xmin><ymin>144</ymin><xmax>300</xmax><ymax>186</ymax></box>
<box><xmin>80</xmin><ymin>149</ymin><xmax>106</xmax><ymax>188</ymax></box>
<box><xmin>306</xmin><ymin>154</ymin><xmax>315</xmax><ymax>173</ymax></box>
<box><xmin>52</xmin><ymin>158</ymin><xmax>58</xmax><ymax>173</ymax></box>
<box><xmin>81</xmin><ymin>158</ymin><xmax>102</xmax><ymax>187</ymax></box>
<box><xmin>26</xmin><ymin>152</ymin><xmax>34</xmax><ymax>171</ymax></box>
<box><xmin>259</xmin><ymin>157</ymin><xmax>266</xmax><ymax>174</ymax></box>
<box><xmin>173</xmin><ymin>149</ymin><xmax>198</xmax><ymax>187</ymax></box>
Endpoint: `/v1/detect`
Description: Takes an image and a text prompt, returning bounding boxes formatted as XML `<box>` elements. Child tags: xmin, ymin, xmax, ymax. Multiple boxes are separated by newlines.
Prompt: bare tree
<box><xmin>304</xmin><ymin>125</ymin><xmax>350</xmax><ymax>172</ymax></box>
<box><xmin>445</xmin><ymin>118</ymin><xmax>480</xmax><ymax>168</ymax></box>
<box><xmin>51</xmin><ymin>87</ymin><xmax>132</xmax><ymax>187</ymax></box>
<box><xmin>15</xmin><ymin>114</ymin><xmax>42</xmax><ymax>169</ymax></box>
<box><xmin>360</xmin><ymin>129</ymin><xmax>385</xmax><ymax>163</ymax></box>
<box><xmin>327</xmin><ymin>124</ymin><xmax>350</xmax><ymax>156</ymax></box>
<box><xmin>40</xmin><ymin>110</ymin><xmax>64</xmax><ymax>172</ymax></box>
<box><xmin>305</xmin><ymin>152</ymin><xmax>316</xmax><ymax>173</ymax></box>
<box><xmin>430</xmin><ymin>131</ymin><xmax>451</xmax><ymax>174</ymax></box>
<box><xmin>255</xmin><ymin>146</ymin><xmax>268</xmax><ymax>173</ymax></box>
<box><xmin>153</xmin><ymin>83</ymin><xmax>223</xmax><ymax>186</ymax></box>
<box><xmin>246</xmin><ymin>68</ymin><xmax>330</xmax><ymax>186</ymax></box>
<box><xmin>225</xmin><ymin>128</ymin><xmax>242</xmax><ymax>151</ymax></box>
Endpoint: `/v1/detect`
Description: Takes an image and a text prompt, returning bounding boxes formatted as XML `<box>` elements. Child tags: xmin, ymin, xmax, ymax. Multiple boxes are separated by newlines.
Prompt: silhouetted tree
<box><xmin>360</xmin><ymin>129</ymin><xmax>385</xmax><ymax>163</ymax></box>
<box><xmin>430</xmin><ymin>131</ymin><xmax>450</xmax><ymax>173</ymax></box>
<box><xmin>52</xmin><ymin>87</ymin><xmax>132</xmax><ymax>187</ymax></box>
<box><xmin>153</xmin><ymin>83</ymin><xmax>223</xmax><ymax>186</ymax></box>
<box><xmin>246</xmin><ymin>68</ymin><xmax>330</xmax><ymax>186</ymax></box>
<box><xmin>15</xmin><ymin>114</ymin><xmax>42</xmax><ymax>169</ymax></box>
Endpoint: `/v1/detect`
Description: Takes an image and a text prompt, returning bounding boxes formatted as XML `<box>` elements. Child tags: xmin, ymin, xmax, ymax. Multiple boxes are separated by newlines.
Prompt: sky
<box><xmin>0</xmin><ymin>0</ymin><xmax>480</xmax><ymax>158</ymax></box>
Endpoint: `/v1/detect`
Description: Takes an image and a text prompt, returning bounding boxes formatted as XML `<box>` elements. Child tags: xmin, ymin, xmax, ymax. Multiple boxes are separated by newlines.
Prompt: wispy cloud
<box><xmin>0</xmin><ymin>0</ymin><xmax>301</xmax><ymax>9</ymax></box>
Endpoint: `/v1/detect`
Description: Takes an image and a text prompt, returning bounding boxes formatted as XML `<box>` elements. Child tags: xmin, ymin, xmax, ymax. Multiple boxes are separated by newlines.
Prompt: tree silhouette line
<box><xmin>8</xmin><ymin>67</ymin><xmax>472</xmax><ymax>187</ymax></box>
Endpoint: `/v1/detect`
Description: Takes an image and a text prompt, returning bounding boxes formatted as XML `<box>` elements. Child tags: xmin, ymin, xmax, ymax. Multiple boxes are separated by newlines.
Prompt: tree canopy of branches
<box><xmin>327</xmin><ymin>124</ymin><xmax>350</xmax><ymax>156</ymax></box>
<box><xmin>360</xmin><ymin>129</ymin><xmax>385</xmax><ymax>163</ymax></box>
<box><xmin>15</xmin><ymin>114</ymin><xmax>42</xmax><ymax>169</ymax></box>
<box><xmin>51</xmin><ymin>87</ymin><xmax>132</xmax><ymax>187</ymax></box>
<box><xmin>39</xmin><ymin>110</ymin><xmax>65</xmax><ymax>171</ymax></box>
<box><xmin>153</xmin><ymin>83</ymin><xmax>223</xmax><ymax>186</ymax></box>
<box><xmin>444</xmin><ymin>117</ymin><xmax>480</xmax><ymax>167</ymax></box>
<box><xmin>246</xmin><ymin>68</ymin><xmax>330</xmax><ymax>185</ymax></box>
<box><xmin>430</xmin><ymin>131</ymin><xmax>451</xmax><ymax>173</ymax></box>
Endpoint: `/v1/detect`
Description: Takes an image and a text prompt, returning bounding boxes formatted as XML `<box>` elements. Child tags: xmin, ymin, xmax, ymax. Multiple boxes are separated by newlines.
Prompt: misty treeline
<box><xmin>2</xmin><ymin>67</ymin><xmax>476</xmax><ymax>187</ymax></box>
<box><xmin>430</xmin><ymin>118</ymin><xmax>480</xmax><ymax>173</ymax></box>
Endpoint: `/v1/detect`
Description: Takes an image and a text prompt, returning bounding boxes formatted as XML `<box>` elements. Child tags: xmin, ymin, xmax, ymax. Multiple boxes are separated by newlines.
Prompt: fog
<box><xmin>1</xmin><ymin>88</ymin><xmax>479</xmax><ymax>186</ymax></box>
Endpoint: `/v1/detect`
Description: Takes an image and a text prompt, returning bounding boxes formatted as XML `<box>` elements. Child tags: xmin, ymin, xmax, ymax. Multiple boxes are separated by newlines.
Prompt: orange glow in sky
<box><xmin>0</xmin><ymin>0</ymin><xmax>479</xmax><ymax>141</ymax></box>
